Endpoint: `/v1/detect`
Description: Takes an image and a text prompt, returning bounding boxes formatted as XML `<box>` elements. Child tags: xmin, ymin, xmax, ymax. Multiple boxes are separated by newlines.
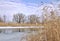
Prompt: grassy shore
<box><xmin>0</xmin><ymin>22</ymin><xmax>43</xmax><ymax>26</ymax></box>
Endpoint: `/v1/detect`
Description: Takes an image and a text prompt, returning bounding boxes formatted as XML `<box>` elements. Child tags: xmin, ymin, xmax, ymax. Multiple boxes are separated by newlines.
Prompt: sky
<box><xmin>0</xmin><ymin>0</ymin><xmax>60</xmax><ymax>22</ymax></box>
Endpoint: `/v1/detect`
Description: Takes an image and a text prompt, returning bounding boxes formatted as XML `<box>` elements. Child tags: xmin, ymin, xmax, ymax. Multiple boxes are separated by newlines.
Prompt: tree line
<box><xmin>0</xmin><ymin>5</ymin><xmax>60</xmax><ymax>24</ymax></box>
<box><xmin>0</xmin><ymin>13</ymin><xmax>42</xmax><ymax>24</ymax></box>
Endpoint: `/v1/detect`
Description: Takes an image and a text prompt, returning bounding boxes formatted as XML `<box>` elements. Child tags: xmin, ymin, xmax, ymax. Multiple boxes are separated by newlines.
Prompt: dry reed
<box><xmin>26</xmin><ymin>19</ymin><xmax>60</xmax><ymax>41</ymax></box>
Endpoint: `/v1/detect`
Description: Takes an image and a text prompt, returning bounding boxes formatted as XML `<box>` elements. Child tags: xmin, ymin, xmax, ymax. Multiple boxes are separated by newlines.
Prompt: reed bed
<box><xmin>26</xmin><ymin>19</ymin><xmax>60</xmax><ymax>41</ymax></box>
<box><xmin>44</xmin><ymin>20</ymin><xmax>60</xmax><ymax>41</ymax></box>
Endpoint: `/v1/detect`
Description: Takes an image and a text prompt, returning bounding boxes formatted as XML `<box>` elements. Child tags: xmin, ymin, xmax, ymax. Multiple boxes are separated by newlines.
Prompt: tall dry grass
<box><xmin>26</xmin><ymin>19</ymin><xmax>60</xmax><ymax>41</ymax></box>
<box><xmin>44</xmin><ymin>20</ymin><xmax>60</xmax><ymax>41</ymax></box>
<box><xmin>26</xmin><ymin>28</ymin><xmax>46</xmax><ymax>41</ymax></box>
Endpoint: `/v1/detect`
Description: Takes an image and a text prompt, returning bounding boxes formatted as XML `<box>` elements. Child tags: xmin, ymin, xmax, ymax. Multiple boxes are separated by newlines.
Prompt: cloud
<box><xmin>0</xmin><ymin>1</ymin><xmax>38</xmax><ymax>21</ymax></box>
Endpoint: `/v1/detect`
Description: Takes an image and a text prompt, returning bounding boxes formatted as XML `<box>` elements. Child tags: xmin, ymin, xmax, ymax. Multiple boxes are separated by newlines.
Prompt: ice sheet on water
<box><xmin>0</xmin><ymin>32</ymin><xmax>27</xmax><ymax>41</ymax></box>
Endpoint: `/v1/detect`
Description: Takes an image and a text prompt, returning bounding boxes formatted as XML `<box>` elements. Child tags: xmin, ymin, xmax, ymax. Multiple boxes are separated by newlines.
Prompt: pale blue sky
<box><xmin>0</xmin><ymin>0</ymin><xmax>60</xmax><ymax>6</ymax></box>
<box><xmin>4</xmin><ymin>0</ymin><xmax>60</xmax><ymax>3</ymax></box>
<box><xmin>0</xmin><ymin>0</ymin><xmax>60</xmax><ymax>22</ymax></box>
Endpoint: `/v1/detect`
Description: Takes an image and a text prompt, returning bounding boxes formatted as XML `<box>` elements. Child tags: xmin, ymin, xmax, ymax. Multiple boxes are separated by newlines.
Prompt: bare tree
<box><xmin>13</xmin><ymin>13</ymin><xmax>25</xmax><ymax>23</ymax></box>
<box><xmin>28</xmin><ymin>14</ymin><xmax>40</xmax><ymax>24</ymax></box>
<box><xmin>0</xmin><ymin>16</ymin><xmax>3</xmax><ymax>22</ymax></box>
<box><xmin>3</xmin><ymin>15</ymin><xmax>6</xmax><ymax>22</ymax></box>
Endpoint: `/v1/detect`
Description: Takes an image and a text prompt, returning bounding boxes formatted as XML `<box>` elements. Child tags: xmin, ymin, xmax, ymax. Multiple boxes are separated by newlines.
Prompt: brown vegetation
<box><xmin>26</xmin><ymin>19</ymin><xmax>60</xmax><ymax>41</ymax></box>
<box><xmin>0</xmin><ymin>22</ymin><xmax>42</xmax><ymax>26</ymax></box>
